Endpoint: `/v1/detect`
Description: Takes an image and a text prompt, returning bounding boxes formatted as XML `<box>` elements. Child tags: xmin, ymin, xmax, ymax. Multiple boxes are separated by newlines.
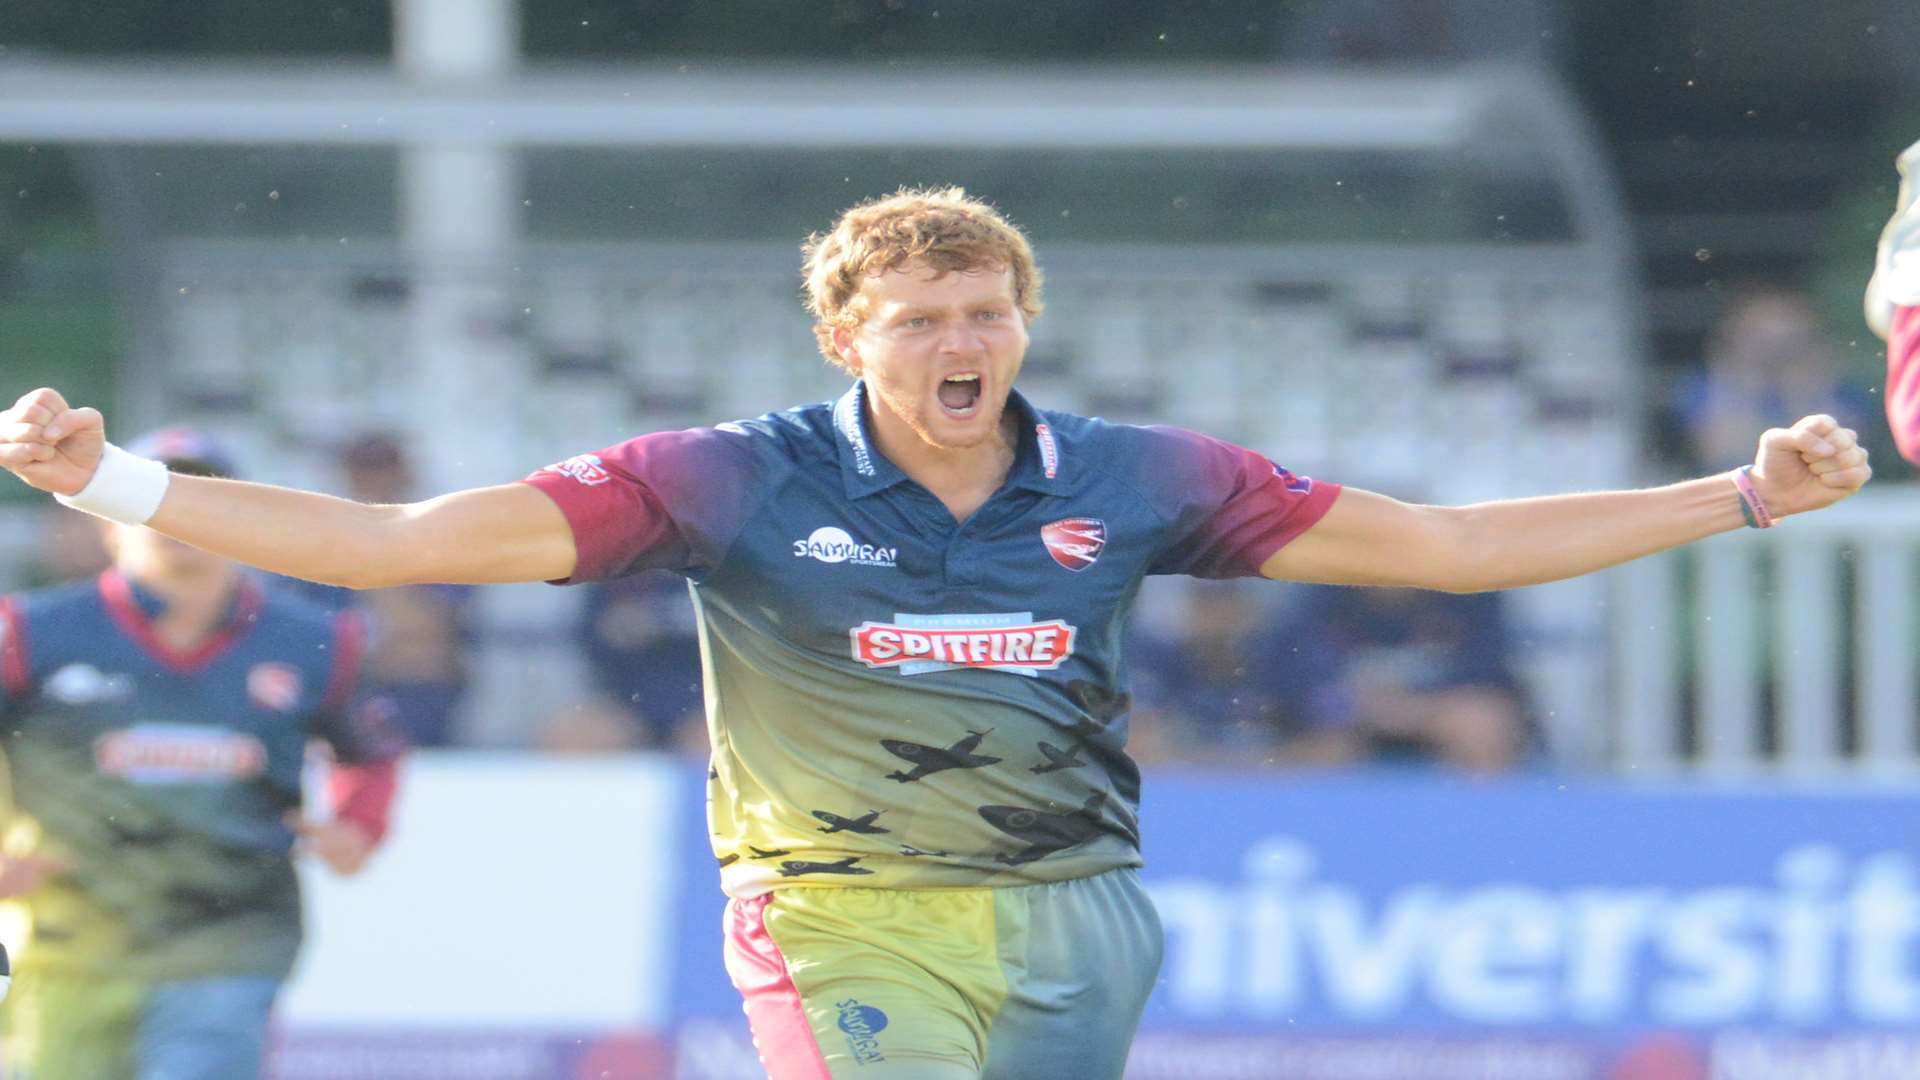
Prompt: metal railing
<box><xmin>1613</xmin><ymin>487</ymin><xmax>1920</xmax><ymax>773</ymax></box>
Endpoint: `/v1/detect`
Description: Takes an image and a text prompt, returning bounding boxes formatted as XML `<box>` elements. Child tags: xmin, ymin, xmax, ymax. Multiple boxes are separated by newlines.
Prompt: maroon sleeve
<box><xmin>315</xmin><ymin>611</ymin><xmax>407</xmax><ymax>765</ymax></box>
<box><xmin>329</xmin><ymin>760</ymin><xmax>399</xmax><ymax>845</ymax></box>
<box><xmin>1890</xmin><ymin>306</ymin><xmax>1920</xmax><ymax>465</ymax></box>
<box><xmin>0</xmin><ymin>597</ymin><xmax>28</xmax><ymax>703</ymax></box>
<box><xmin>1147</xmin><ymin>429</ymin><xmax>1342</xmax><ymax>579</ymax></box>
<box><xmin>520</xmin><ymin>428</ymin><xmax>766</xmax><ymax>584</ymax></box>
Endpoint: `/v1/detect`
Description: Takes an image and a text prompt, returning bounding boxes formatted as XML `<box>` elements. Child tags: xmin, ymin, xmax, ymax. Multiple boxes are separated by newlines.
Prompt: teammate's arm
<box><xmin>1262</xmin><ymin>414</ymin><xmax>1870</xmax><ymax>592</ymax></box>
<box><xmin>1865</xmin><ymin>139</ymin><xmax>1920</xmax><ymax>465</ymax></box>
<box><xmin>1887</xmin><ymin>308</ymin><xmax>1920</xmax><ymax>465</ymax></box>
<box><xmin>0</xmin><ymin>388</ymin><xmax>577</xmax><ymax>587</ymax></box>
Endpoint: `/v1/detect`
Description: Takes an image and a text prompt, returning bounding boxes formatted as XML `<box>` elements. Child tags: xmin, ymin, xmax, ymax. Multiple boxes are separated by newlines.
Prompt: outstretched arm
<box><xmin>1263</xmin><ymin>415</ymin><xmax>1870</xmax><ymax>592</ymax></box>
<box><xmin>0</xmin><ymin>388</ymin><xmax>577</xmax><ymax>588</ymax></box>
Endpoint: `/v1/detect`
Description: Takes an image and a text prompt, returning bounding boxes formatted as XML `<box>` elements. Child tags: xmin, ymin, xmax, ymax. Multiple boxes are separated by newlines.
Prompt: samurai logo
<box><xmin>1041</xmin><ymin>517</ymin><xmax>1106</xmax><ymax>572</ymax></box>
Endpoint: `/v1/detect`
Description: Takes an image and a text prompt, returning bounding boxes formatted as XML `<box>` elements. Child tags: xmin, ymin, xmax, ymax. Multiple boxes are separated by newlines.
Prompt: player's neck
<box><xmin>871</xmin><ymin>410</ymin><xmax>1018</xmax><ymax>523</ymax></box>
<box><xmin>121</xmin><ymin>566</ymin><xmax>243</xmax><ymax>649</ymax></box>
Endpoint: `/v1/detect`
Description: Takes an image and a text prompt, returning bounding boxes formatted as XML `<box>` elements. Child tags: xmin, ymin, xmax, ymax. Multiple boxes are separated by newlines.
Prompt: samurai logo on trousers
<box><xmin>1041</xmin><ymin>517</ymin><xmax>1106</xmax><ymax>572</ymax></box>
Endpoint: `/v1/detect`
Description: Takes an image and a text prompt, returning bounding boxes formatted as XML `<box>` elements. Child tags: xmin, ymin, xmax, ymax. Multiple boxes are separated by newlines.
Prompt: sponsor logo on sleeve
<box><xmin>1274</xmin><ymin>462</ymin><xmax>1314</xmax><ymax>494</ymax></box>
<box><xmin>94</xmin><ymin>724</ymin><xmax>268</xmax><ymax>783</ymax></box>
<box><xmin>247</xmin><ymin>662</ymin><xmax>304</xmax><ymax>712</ymax></box>
<box><xmin>544</xmin><ymin>453</ymin><xmax>611</xmax><ymax>486</ymax></box>
<box><xmin>1041</xmin><ymin>517</ymin><xmax>1106</xmax><ymax>572</ymax></box>
<box><xmin>793</xmin><ymin>526</ymin><xmax>897</xmax><ymax>567</ymax></box>
<box><xmin>851</xmin><ymin>612</ymin><xmax>1077</xmax><ymax>676</ymax></box>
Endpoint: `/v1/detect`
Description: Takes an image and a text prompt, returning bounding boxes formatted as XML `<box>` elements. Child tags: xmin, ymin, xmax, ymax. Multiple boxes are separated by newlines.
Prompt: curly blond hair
<box><xmin>802</xmin><ymin>186</ymin><xmax>1044</xmax><ymax>370</ymax></box>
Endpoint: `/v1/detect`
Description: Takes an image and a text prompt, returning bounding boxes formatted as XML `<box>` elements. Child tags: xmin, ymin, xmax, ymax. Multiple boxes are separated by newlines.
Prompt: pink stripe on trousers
<box><xmin>724</xmin><ymin>893</ymin><xmax>833</xmax><ymax>1080</ymax></box>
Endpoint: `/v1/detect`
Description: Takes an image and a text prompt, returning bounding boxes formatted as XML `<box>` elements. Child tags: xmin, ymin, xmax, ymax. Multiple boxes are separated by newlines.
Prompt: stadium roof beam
<box><xmin>0</xmin><ymin>60</ymin><xmax>1484</xmax><ymax>148</ymax></box>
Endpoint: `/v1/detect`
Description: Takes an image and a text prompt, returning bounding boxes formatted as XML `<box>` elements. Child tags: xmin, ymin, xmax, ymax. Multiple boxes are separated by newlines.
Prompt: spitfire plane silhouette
<box><xmin>1029</xmin><ymin>741</ymin><xmax>1087</xmax><ymax>774</ymax></box>
<box><xmin>882</xmin><ymin>729</ymin><xmax>1002</xmax><ymax>782</ymax></box>
<box><xmin>778</xmin><ymin>856</ymin><xmax>874</xmax><ymax>878</ymax></box>
<box><xmin>812</xmin><ymin>809</ymin><xmax>891</xmax><ymax>835</ymax></box>
<box><xmin>979</xmin><ymin>791</ymin><xmax>1109</xmax><ymax>866</ymax></box>
<box><xmin>748</xmin><ymin>845</ymin><xmax>792</xmax><ymax>859</ymax></box>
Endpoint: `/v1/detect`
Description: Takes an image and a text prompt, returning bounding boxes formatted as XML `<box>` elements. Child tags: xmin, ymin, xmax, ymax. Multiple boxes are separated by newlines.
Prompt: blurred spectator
<box><xmin>1127</xmin><ymin>580</ymin><xmax>1310</xmax><ymax>766</ymax></box>
<box><xmin>21</xmin><ymin>505</ymin><xmax>111</xmax><ymax>587</ymax></box>
<box><xmin>573</xmin><ymin>571</ymin><xmax>704</xmax><ymax>752</ymax></box>
<box><xmin>1673</xmin><ymin>286</ymin><xmax>1874</xmax><ymax>472</ymax></box>
<box><xmin>291</xmin><ymin>433</ymin><xmax>473</xmax><ymax>747</ymax></box>
<box><xmin>1273</xmin><ymin>585</ymin><xmax>1533</xmax><ymax>774</ymax></box>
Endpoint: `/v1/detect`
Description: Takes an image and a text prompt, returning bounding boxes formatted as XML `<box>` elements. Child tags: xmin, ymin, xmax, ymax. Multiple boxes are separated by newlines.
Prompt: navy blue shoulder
<box><xmin>9</xmin><ymin>579</ymin><xmax>112</xmax><ymax>680</ymax></box>
<box><xmin>14</xmin><ymin>578</ymin><xmax>109</xmax><ymax>640</ymax></box>
<box><xmin>1034</xmin><ymin>409</ymin><xmax>1190</xmax><ymax>476</ymax></box>
<box><xmin>13</xmin><ymin>578</ymin><xmax>102</xmax><ymax>621</ymax></box>
<box><xmin>717</xmin><ymin>400</ymin><xmax>839</xmax><ymax>470</ymax></box>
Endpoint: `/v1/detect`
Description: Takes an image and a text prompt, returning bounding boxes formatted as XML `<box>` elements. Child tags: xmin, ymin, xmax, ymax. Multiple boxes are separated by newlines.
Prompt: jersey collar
<box><xmin>832</xmin><ymin>382</ymin><xmax>1070</xmax><ymax>500</ymax></box>
<box><xmin>98</xmin><ymin>570</ymin><xmax>264</xmax><ymax>673</ymax></box>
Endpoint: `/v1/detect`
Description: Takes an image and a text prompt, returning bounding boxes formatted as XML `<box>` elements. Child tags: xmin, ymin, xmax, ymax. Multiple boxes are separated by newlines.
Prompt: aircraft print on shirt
<box><xmin>812</xmin><ymin>809</ymin><xmax>891</xmax><ymax>835</ymax></box>
<box><xmin>778</xmin><ymin>856</ymin><xmax>874</xmax><ymax>878</ymax></box>
<box><xmin>979</xmin><ymin>791</ymin><xmax>1110</xmax><ymax>866</ymax></box>
<box><xmin>1062</xmin><ymin>679</ymin><xmax>1132</xmax><ymax>739</ymax></box>
<box><xmin>881</xmin><ymin>729</ymin><xmax>1003</xmax><ymax>783</ymax></box>
<box><xmin>1029</xmin><ymin>741</ymin><xmax>1086</xmax><ymax>774</ymax></box>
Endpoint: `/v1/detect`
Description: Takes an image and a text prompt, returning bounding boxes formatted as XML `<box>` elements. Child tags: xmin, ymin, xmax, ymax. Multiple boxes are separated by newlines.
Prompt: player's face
<box><xmin>836</xmin><ymin>262</ymin><xmax>1028</xmax><ymax>455</ymax></box>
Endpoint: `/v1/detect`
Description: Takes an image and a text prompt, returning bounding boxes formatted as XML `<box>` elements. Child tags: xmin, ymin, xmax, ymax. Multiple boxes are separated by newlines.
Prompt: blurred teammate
<box><xmin>1865</xmin><ymin>138</ymin><xmax>1920</xmax><ymax>464</ymax></box>
<box><xmin>0</xmin><ymin>429</ymin><xmax>405</xmax><ymax>1080</ymax></box>
<box><xmin>0</xmin><ymin>188</ymin><xmax>1871</xmax><ymax>1079</ymax></box>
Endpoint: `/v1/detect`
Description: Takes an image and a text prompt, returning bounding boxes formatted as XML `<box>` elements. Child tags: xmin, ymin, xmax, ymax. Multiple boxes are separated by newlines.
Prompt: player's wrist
<box><xmin>54</xmin><ymin>442</ymin><xmax>171</xmax><ymax>526</ymax></box>
<box><xmin>1729</xmin><ymin>465</ymin><xmax>1776</xmax><ymax>529</ymax></box>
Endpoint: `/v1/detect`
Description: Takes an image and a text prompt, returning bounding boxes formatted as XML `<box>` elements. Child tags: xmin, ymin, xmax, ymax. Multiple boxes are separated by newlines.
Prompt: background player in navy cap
<box><xmin>0</xmin><ymin>428</ymin><xmax>405</xmax><ymax>1080</ymax></box>
<box><xmin>0</xmin><ymin>188</ymin><xmax>1874</xmax><ymax>1078</ymax></box>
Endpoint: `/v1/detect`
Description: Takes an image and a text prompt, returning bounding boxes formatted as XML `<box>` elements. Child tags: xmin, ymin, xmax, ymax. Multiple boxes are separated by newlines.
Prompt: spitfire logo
<box><xmin>247</xmin><ymin>662</ymin><xmax>303</xmax><ymax>712</ymax></box>
<box><xmin>543</xmin><ymin>453</ymin><xmax>611</xmax><ymax>487</ymax></box>
<box><xmin>851</xmin><ymin>612</ymin><xmax>1077</xmax><ymax>676</ymax></box>
<box><xmin>1041</xmin><ymin>517</ymin><xmax>1106</xmax><ymax>572</ymax></box>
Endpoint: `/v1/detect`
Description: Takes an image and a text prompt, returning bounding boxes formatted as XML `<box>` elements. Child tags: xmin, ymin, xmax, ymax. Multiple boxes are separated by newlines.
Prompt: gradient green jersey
<box><xmin>527</xmin><ymin>384</ymin><xmax>1338</xmax><ymax>895</ymax></box>
<box><xmin>0</xmin><ymin>573</ymin><xmax>402</xmax><ymax>979</ymax></box>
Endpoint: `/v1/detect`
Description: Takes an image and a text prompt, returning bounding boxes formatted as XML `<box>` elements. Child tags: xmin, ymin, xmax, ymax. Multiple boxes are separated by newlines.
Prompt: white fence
<box><xmin>1613</xmin><ymin>486</ymin><xmax>1920</xmax><ymax>773</ymax></box>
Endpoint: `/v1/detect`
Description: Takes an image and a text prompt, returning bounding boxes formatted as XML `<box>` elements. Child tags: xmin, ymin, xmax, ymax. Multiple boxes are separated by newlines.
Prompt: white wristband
<box><xmin>54</xmin><ymin>442</ymin><xmax>172</xmax><ymax>526</ymax></box>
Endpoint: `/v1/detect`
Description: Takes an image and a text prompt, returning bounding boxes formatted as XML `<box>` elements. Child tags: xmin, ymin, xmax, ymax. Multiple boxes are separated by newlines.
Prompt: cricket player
<box><xmin>0</xmin><ymin>187</ymin><xmax>1870</xmax><ymax>1078</ymax></box>
<box><xmin>0</xmin><ymin>430</ymin><xmax>405</xmax><ymax>1080</ymax></box>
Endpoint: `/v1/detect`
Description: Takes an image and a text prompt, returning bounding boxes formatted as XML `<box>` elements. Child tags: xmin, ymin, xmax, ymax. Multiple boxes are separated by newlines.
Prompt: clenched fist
<box><xmin>0</xmin><ymin>387</ymin><xmax>106</xmax><ymax>497</ymax></box>
<box><xmin>1748</xmin><ymin>414</ymin><xmax>1872</xmax><ymax>517</ymax></box>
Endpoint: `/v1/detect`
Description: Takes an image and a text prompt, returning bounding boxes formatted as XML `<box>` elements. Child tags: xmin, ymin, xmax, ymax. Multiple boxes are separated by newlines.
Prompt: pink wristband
<box><xmin>1730</xmin><ymin>465</ymin><xmax>1775</xmax><ymax>529</ymax></box>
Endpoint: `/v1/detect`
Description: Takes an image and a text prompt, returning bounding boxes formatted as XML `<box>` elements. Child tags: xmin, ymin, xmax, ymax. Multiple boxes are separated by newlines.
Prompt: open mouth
<box><xmin>937</xmin><ymin>373</ymin><xmax>983</xmax><ymax>417</ymax></box>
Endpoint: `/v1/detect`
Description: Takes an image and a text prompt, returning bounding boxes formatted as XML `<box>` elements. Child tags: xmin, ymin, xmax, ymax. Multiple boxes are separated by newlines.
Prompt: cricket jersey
<box><xmin>526</xmin><ymin>383</ymin><xmax>1339</xmax><ymax>896</ymax></box>
<box><xmin>0</xmin><ymin>572</ymin><xmax>404</xmax><ymax>979</ymax></box>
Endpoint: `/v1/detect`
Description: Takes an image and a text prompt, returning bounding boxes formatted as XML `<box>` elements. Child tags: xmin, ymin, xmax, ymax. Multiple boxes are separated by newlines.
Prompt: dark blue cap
<box><xmin>126</xmin><ymin>427</ymin><xmax>241</xmax><ymax>479</ymax></box>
